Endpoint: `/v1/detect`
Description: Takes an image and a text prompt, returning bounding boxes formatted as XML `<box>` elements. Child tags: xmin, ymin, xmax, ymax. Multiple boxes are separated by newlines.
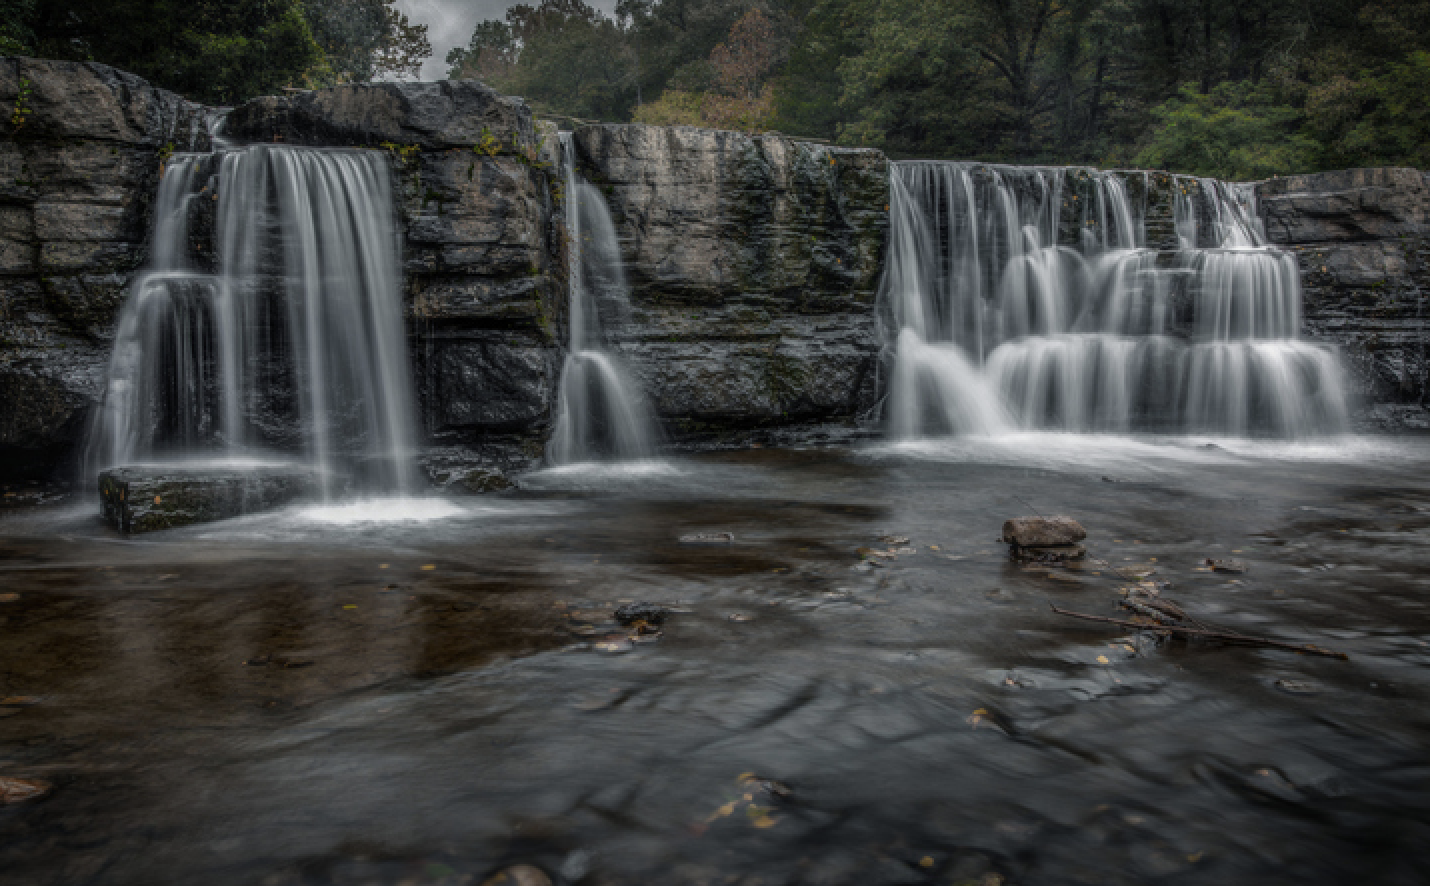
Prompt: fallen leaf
<box><xmin>0</xmin><ymin>777</ymin><xmax>51</xmax><ymax>804</ymax></box>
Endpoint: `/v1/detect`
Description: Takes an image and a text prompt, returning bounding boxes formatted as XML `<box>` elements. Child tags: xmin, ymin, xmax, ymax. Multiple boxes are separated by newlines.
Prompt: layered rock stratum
<box><xmin>2</xmin><ymin>58</ymin><xmax>1427</xmax><ymax>489</ymax></box>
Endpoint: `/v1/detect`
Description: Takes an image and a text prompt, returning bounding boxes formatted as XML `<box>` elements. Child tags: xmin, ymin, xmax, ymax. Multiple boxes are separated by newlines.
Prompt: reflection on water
<box><xmin>2</xmin><ymin>445</ymin><xmax>1430</xmax><ymax>884</ymax></box>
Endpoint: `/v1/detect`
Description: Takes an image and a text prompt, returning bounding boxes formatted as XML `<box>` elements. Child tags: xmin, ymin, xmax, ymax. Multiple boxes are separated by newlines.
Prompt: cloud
<box><xmin>395</xmin><ymin>0</ymin><xmax>620</xmax><ymax>81</ymax></box>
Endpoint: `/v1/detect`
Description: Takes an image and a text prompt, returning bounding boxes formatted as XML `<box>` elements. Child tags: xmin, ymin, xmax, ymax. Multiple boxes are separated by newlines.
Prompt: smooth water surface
<box><xmin>2</xmin><ymin>441</ymin><xmax>1429</xmax><ymax>885</ymax></box>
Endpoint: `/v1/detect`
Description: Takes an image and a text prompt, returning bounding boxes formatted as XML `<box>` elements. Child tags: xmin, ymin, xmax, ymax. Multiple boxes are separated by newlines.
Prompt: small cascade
<box><xmin>93</xmin><ymin>154</ymin><xmax>220</xmax><ymax>469</ymax></box>
<box><xmin>548</xmin><ymin>133</ymin><xmax>656</xmax><ymax>464</ymax></box>
<box><xmin>881</xmin><ymin>163</ymin><xmax>1351</xmax><ymax>439</ymax></box>
<box><xmin>89</xmin><ymin>144</ymin><xmax>419</xmax><ymax>497</ymax></box>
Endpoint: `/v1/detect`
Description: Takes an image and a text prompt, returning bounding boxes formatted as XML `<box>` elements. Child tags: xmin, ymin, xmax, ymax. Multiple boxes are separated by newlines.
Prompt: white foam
<box><xmin>296</xmin><ymin>497</ymin><xmax>467</xmax><ymax>525</ymax></box>
<box><xmin>864</xmin><ymin>432</ymin><xmax>1410</xmax><ymax>471</ymax></box>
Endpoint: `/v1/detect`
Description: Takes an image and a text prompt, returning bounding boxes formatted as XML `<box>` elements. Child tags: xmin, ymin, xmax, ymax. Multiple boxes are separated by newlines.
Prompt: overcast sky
<box><xmin>396</xmin><ymin>0</ymin><xmax>621</xmax><ymax>81</ymax></box>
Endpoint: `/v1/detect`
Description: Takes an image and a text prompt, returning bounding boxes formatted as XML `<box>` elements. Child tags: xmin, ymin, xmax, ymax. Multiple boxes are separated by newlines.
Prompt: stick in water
<box><xmin>1048</xmin><ymin>604</ymin><xmax>1349</xmax><ymax>660</ymax></box>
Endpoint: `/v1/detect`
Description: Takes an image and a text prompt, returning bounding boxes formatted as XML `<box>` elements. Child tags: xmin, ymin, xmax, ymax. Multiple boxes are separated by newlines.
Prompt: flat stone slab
<box><xmin>99</xmin><ymin>464</ymin><xmax>320</xmax><ymax>534</ymax></box>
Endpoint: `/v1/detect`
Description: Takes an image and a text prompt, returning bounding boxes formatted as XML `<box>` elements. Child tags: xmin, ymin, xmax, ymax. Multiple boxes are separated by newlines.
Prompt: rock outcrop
<box><xmin>571</xmin><ymin>125</ymin><xmax>887</xmax><ymax>443</ymax></box>
<box><xmin>1257</xmin><ymin>168</ymin><xmax>1430</xmax><ymax>428</ymax></box>
<box><xmin>99</xmin><ymin>464</ymin><xmax>320</xmax><ymax>534</ymax></box>
<box><xmin>5</xmin><ymin>57</ymin><xmax>1429</xmax><ymax>494</ymax></box>
<box><xmin>228</xmin><ymin>79</ymin><xmax>564</xmax><ymax>489</ymax></box>
<box><xmin>0</xmin><ymin>58</ymin><xmax>210</xmax><ymax>481</ymax></box>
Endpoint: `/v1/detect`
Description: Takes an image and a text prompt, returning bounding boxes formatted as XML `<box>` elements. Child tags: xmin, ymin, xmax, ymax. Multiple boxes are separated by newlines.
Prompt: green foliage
<box><xmin>633</xmin><ymin>89</ymin><xmax>706</xmax><ymax>126</ymax></box>
<box><xmin>11</xmin><ymin>0</ymin><xmax>1430</xmax><ymax>176</ymax></box>
<box><xmin>0</xmin><ymin>0</ymin><xmax>35</xmax><ymax>54</ymax></box>
<box><xmin>448</xmin><ymin>1</ymin><xmax>638</xmax><ymax>121</ymax></box>
<box><xmin>1134</xmin><ymin>82</ymin><xmax>1319</xmax><ymax>179</ymax></box>
<box><xmin>303</xmin><ymin>0</ymin><xmax>431</xmax><ymax>84</ymax></box>
<box><xmin>9</xmin><ymin>76</ymin><xmax>30</xmax><ymax>129</ymax></box>
<box><xmin>475</xmin><ymin>127</ymin><xmax>501</xmax><ymax>158</ymax></box>
<box><xmin>17</xmin><ymin>0</ymin><xmax>428</xmax><ymax>105</ymax></box>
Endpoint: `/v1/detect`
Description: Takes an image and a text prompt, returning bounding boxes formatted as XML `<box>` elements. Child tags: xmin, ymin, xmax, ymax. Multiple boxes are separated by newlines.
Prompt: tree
<box><xmin>28</xmin><ymin>0</ymin><xmax>324</xmax><ymax>105</ymax></box>
<box><xmin>703</xmin><ymin>9</ymin><xmax>780</xmax><ymax>130</ymax></box>
<box><xmin>304</xmin><ymin>0</ymin><xmax>430</xmax><ymax>83</ymax></box>
<box><xmin>0</xmin><ymin>0</ymin><xmax>35</xmax><ymax>55</ymax></box>
<box><xmin>447</xmin><ymin>1</ymin><xmax>638</xmax><ymax>121</ymax></box>
<box><xmin>1133</xmin><ymin>82</ymin><xmax>1318</xmax><ymax>179</ymax></box>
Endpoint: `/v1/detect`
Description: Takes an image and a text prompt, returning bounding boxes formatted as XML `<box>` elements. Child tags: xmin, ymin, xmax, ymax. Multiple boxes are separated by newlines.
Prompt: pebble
<box><xmin>679</xmin><ymin>532</ymin><xmax>734</xmax><ymax>545</ymax></box>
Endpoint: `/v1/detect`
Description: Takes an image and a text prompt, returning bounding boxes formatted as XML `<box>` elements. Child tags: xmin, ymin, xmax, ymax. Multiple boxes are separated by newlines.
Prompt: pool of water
<box><xmin>2</xmin><ymin>438</ymin><xmax>1429</xmax><ymax>885</ymax></box>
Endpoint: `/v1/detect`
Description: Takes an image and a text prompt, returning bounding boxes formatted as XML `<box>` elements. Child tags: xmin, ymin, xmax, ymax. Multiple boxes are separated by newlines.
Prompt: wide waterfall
<box><xmin>89</xmin><ymin>145</ymin><xmax>419</xmax><ymax>497</ymax></box>
<box><xmin>882</xmin><ymin>162</ymin><xmax>1351</xmax><ymax>438</ymax></box>
<box><xmin>547</xmin><ymin>133</ymin><xmax>656</xmax><ymax>464</ymax></box>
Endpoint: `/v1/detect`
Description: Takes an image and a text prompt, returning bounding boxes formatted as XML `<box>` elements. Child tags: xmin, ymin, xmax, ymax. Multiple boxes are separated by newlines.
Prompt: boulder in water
<box><xmin>1001</xmin><ymin>517</ymin><xmax>1087</xmax><ymax>547</ymax></box>
<box><xmin>98</xmin><ymin>465</ymin><xmax>320</xmax><ymax>534</ymax></box>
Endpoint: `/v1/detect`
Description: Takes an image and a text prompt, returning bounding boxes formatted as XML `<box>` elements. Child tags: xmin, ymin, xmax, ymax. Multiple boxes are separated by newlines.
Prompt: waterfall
<box><xmin>89</xmin><ymin>145</ymin><xmax>419</xmax><ymax>497</ymax></box>
<box><xmin>92</xmin><ymin>154</ymin><xmax>220</xmax><ymax>470</ymax></box>
<box><xmin>881</xmin><ymin>163</ymin><xmax>1351</xmax><ymax>439</ymax></box>
<box><xmin>547</xmin><ymin>133</ymin><xmax>656</xmax><ymax>464</ymax></box>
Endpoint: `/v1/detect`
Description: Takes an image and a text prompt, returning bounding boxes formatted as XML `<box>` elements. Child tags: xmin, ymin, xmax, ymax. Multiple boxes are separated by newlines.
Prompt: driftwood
<box><xmin>1049</xmin><ymin>604</ymin><xmax>1349</xmax><ymax>660</ymax></box>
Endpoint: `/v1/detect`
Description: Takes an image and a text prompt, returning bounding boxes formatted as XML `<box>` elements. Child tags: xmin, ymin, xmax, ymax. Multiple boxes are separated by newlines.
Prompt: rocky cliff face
<box><xmin>227</xmin><ymin>79</ymin><xmax>564</xmax><ymax>490</ymax></box>
<box><xmin>4</xmin><ymin>59</ymin><xmax>1428</xmax><ymax>491</ymax></box>
<box><xmin>1257</xmin><ymin>168</ymin><xmax>1430</xmax><ymax>428</ymax></box>
<box><xmin>570</xmin><ymin>125</ymin><xmax>888</xmax><ymax>444</ymax></box>
<box><xmin>0</xmin><ymin>58</ymin><xmax>210</xmax><ymax>482</ymax></box>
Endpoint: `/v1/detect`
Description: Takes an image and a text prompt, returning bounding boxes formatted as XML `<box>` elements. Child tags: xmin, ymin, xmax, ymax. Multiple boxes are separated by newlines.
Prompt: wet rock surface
<box><xmin>0</xmin><ymin>59</ymin><xmax>211</xmax><ymax>483</ymax></box>
<box><xmin>571</xmin><ymin>125</ymin><xmax>888</xmax><ymax>438</ymax></box>
<box><xmin>98</xmin><ymin>464</ymin><xmax>321</xmax><ymax>534</ymax></box>
<box><xmin>3</xmin><ymin>444</ymin><xmax>1430</xmax><ymax>884</ymax></box>
<box><xmin>1002</xmin><ymin>515</ymin><xmax>1088</xmax><ymax>547</ymax></box>
<box><xmin>1258</xmin><ymin>168</ymin><xmax>1430</xmax><ymax>427</ymax></box>
<box><xmin>225</xmin><ymin>80</ymin><xmax>566</xmax><ymax>484</ymax></box>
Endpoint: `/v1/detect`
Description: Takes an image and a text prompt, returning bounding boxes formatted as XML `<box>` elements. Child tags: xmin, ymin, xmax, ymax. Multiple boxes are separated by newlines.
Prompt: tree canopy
<box><xmin>441</xmin><ymin>0</ymin><xmax>1430</xmax><ymax>178</ymax></box>
<box><xmin>2</xmin><ymin>0</ymin><xmax>430</xmax><ymax>105</ymax></box>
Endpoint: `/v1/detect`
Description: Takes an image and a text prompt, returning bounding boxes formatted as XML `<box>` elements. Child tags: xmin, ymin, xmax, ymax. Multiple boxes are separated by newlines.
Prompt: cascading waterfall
<box><xmin>547</xmin><ymin>133</ymin><xmax>656</xmax><ymax>464</ymax></box>
<box><xmin>92</xmin><ymin>154</ymin><xmax>218</xmax><ymax>470</ymax></box>
<box><xmin>882</xmin><ymin>162</ymin><xmax>1351</xmax><ymax>439</ymax></box>
<box><xmin>89</xmin><ymin>144</ymin><xmax>419</xmax><ymax>497</ymax></box>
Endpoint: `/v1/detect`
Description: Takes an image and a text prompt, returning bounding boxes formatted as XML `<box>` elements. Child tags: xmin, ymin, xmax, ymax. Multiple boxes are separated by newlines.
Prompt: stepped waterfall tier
<box><xmin>88</xmin><ymin>145</ymin><xmax>419</xmax><ymax>498</ymax></box>
<box><xmin>882</xmin><ymin>162</ymin><xmax>1352</xmax><ymax>438</ymax></box>
<box><xmin>547</xmin><ymin>133</ymin><xmax>657</xmax><ymax>464</ymax></box>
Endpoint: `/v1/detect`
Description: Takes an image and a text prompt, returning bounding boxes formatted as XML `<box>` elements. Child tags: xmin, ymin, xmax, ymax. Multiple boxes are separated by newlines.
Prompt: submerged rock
<box><xmin>98</xmin><ymin>465</ymin><xmax>320</xmax><ymax>534</ymax></box>
<box><xmin>680</xmin><ymin>531</ymin><xmax>735</xmax><ymax>545</ymax></box>
<box><xmin>613</xmin><ymin>602</ymin><xmax>670</xmax><ymax>627</ymax></box>
<box><xmin>1010</xmin><ymin>544</ymin><xmax>1087</xmax><ymax>563</ymax></box>
<box><xmin>1207</xmin><ymin>558</ymin><xmax>1249</xmax><ymax>574</ymax></box>
<box><xmin>1001</xmin><ymin>516</ymin><xmax>1087</xmax><ymax>547</ymax></box>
